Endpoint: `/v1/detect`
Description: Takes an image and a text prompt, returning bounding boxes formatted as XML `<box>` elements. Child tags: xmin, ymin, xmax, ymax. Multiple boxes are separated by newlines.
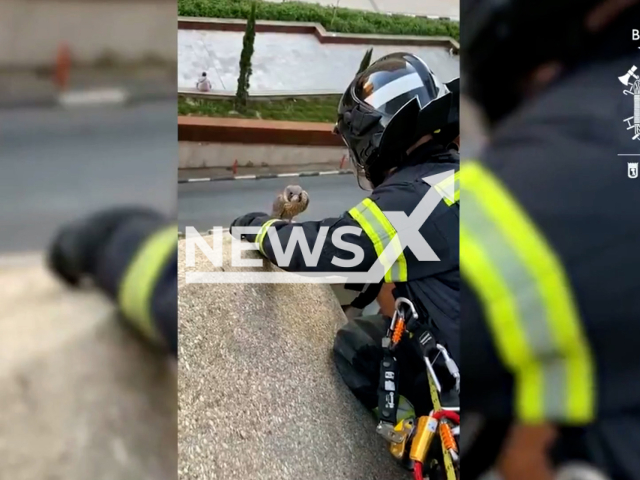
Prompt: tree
<box><xmin>235</xmin><ymin>1</ymin><xmax>257</xmax><ymax>111</ymax></box>
<box><xmin>357</xmin><ymin>48</ymin><xmax>373</xmax><ymax>75</ymax></box>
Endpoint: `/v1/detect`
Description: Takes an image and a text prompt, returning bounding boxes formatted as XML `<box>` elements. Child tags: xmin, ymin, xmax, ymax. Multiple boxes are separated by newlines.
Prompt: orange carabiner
<box><xmin>392</xmin><ymin>316</ymin><xmax>406</xmax><ymax>344</ymax></box>
<box><xmin>439</xmin><ymin>421</ymin><xmax>457</xmax><ymax>452</ymax></box>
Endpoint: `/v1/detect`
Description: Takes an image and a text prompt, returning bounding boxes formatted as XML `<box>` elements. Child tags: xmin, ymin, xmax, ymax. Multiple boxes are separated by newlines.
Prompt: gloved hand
<box><xmin>48</xmin><ymin>207</ymin><xmax>163</xmax><ymax>286</ymax></box>
<box><xmin>229</xmin><ymin>212</ymin><xmax>268</xmax><ymax>239</ymax></box>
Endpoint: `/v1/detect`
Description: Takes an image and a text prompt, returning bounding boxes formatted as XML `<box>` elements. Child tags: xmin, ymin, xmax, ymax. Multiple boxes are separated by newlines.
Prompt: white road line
<box><xmin>234</xmin><ymin>175</ymin><xmax>257</xmax><ymax>180</ymax></box>
<box><xmin>58</xmin><ymin>88</ymin><xmax>128</xmax><ymax>108</ymax></box>
<box><xmin>277</xmin><ymin>173</ymin><xmax>301</xmax><ymax>177</ymax></box>
<box><xmin>319</xmin><ymin>170</ymin><xmax>341</xmax><ymax>175</ymax></box>
<box><xmin>188</xmin><ymin>177</ymin><xmax>211</xmax><ymax>182</ymax></box>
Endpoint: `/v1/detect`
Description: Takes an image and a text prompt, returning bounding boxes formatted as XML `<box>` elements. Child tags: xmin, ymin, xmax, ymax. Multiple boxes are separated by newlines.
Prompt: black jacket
<box><xmin>234</xmin><ymin>142</ymin><xmax>460</xmax><ymax>361</ymax></box>
<box><xmin>461</xmin><ymin>48</ymin><xmax>640</xmax><ymax>426</ymax></box>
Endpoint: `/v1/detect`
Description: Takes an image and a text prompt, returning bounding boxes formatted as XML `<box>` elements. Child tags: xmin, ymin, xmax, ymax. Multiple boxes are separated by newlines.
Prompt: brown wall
<box><xmin>178</xmin><ymin>116</ymin><xmax>344</xmax><ymax>147</ymax></box>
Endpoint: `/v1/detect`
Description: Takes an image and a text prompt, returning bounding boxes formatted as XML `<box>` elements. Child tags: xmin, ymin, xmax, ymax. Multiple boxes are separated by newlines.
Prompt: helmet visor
<box><xmin>349</xmin><ymin>153</ymin><xmax>374</xmax><ymax>191</ymax></box>
<box><xmin>353</xmin><ymin>55</ymin><xmax>448</xmax><ymax>118</ymax></box>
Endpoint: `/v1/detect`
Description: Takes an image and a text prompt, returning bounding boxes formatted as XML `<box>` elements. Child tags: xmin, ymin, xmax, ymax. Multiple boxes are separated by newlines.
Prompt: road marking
<box><xmin>179</xmin><ymin>170</ymin><xmax>354</xmax><ymax>183</ymax></box>
<box><xmin>277</xmin><ymin>173</ymin><xmax>301</xmax><ymax>177</ymax></box>
<box><xmin>58</xmin><ymin>88</ymin><xmax>128</xmax><ymax>108</ymax></box>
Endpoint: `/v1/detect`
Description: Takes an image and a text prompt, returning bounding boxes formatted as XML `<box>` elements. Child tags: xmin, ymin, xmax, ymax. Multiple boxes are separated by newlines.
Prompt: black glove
<box><xmin>229</xmin><ymin>212</ymin><xmax>268</xmax><ymax>239</ymax></box>
<box><xmin>48</xmin><ymin>207</ymin><xmax>163</xmax><ymax>286</ymax></box>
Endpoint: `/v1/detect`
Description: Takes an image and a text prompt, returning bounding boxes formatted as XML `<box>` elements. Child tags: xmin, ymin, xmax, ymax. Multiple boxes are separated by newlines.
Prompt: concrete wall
<box><xmin>178</xmin><ymin>233</ymin><xmax>407</xmax><ymax>480</ymax></box>
<box><xmin>179</xmin><ymin>141</ymin><xmax>348</xmax><ymax>169</ymax></box>
<box><xmin>0</xmin><ymin>0</ymin><xmax>176</xmax><ymax>68</ymax></box>
<box><xmin>0</xmin><ymin>260</ymin><xmax>177</xmax><ymax>480</ymax></box>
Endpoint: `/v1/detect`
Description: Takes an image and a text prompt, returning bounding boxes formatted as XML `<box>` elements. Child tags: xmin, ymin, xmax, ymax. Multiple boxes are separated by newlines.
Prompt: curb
<box><xmin>178</xmin><ymin>169</ymin><xmax>353</xmax><ymax>183</ymax></box>
<box><xmin>178</xmin><ymin>89</ymin><xmax>342</xmax><ymax>100</ymax></box>
<box><xmin>0</xmin><ymin>86</ymin><xmax>175</xmax><ymax>110</ymax></box>
<box><xmin>0</xmin><ymin>251</ymin><xmax>44</xmax><ymax>268</ymax></box>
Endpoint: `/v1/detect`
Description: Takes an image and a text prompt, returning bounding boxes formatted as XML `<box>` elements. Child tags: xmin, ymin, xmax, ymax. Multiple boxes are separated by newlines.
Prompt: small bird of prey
<box><xmin>271</xmin><ymin>185</ymin><xmax>310</xmax><ymax>221</ymax></box>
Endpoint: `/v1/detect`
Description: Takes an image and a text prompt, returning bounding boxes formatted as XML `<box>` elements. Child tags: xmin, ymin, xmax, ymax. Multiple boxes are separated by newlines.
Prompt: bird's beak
<box><xmin>291</xmin><ymin>194</ymin><xmax>299</xmax><ymax>202</ymax></box>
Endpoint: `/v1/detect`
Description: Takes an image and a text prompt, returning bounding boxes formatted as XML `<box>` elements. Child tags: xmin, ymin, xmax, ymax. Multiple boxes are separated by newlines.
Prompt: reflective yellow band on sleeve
<box><xmin>256</xmin><ymin>218</ymin><xmax>284</xmax><ymax>255</ymax></box>
<box><xmin>118</xmin><ymin>224</ymin><xmax>177</xmax><ymax>344</ymax></box>
<box><xmin>348</xmin><ymin>198</ymin><xmax>407</xmax><ymax>282</ymax></box>
<box><xmin>460</xmin><ymin>160</ymin><xmax>594</xmax><ymax>423</ymax></box>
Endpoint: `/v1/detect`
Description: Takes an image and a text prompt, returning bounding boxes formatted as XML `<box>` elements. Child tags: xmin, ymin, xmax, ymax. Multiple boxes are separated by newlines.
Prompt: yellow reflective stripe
<box><xmin>461</xmin><ymin>224</ymin><xmax>544</xmax><ymax>419</ymax></box>
<box><xmin>434</xmin><ymin>170</ymin><xmax>460</xmax><ymax>206</ymax></box>
<box><xmin>348</xmin><ymin>198</ymin><xmax>407</xmax><ymax>282</ymax></box>
<box><xmin>118</xmin><ymin>225</ymin><xmax>177</xmax><ymax>344</ymax></box>
<box><xmin>461</xmin><ymin>160</ymin><xmax>594</xmax><ymax>423</ymax></box>
<box><xmin>256</xmin><ymin>218</ymin><xmax>283</xmax><ymax>255</ymax></box>
<box><xmin>366</xmin><ymin>200</ymin><xmax>407</xmax><ymax>282</ymax></box>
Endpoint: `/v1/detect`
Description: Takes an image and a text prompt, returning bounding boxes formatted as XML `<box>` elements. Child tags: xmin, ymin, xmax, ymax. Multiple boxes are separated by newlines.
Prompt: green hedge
<box><xmin>179</xmin><ymin>95</ymin><xmax>341</xmax><ymax>123</ymax></box>
<box><xmin>178</xmin><ymin>0</ymin><xmax>459</xmax><ymax>40</ymax></box>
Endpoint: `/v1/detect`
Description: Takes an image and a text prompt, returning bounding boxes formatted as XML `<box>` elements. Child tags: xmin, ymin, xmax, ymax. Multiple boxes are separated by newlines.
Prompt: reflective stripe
<box><xmin>256</xmin><ymin>218</ymin><xmax>284</xmax><ymax>255</ymax></box>
<box><xmin>434</xmin><ymin>170</ymin><xmax>460</xmax><ymax>206</ymax></box>
<box><xmin>118</xmin><ymin>225</ymin><xmax>177</xmax><ymax>344</ymax></box>
<box><xmin>348</xmin><ymin>198</ymin><xmax>408</xmax><ymax>282</ymax></box>
<box><xmin>460</xmin><ymin>161</ymin><xmax>594</xmax><ymax>423</ymax></box>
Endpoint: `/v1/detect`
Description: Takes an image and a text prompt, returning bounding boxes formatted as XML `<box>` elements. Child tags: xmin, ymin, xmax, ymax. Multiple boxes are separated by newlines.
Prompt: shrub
<box><xmin>178</xmin><ymin>0</ymin><xmax>459</xmax><ymax>40</ymax></box>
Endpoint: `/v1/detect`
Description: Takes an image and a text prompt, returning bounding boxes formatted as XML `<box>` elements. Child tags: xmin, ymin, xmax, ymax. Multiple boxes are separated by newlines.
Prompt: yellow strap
<box><xmin>426</xmin><ymin>373</ymin><xmax>457</xmax><ymax>480</ymax></box>
<box><xmin>348</xmin><ymin>198</ymin><xmax>408</xmax><ymax>282</ymax></box>
<box><xmin>256</xmin><ymin>218</ymin><xmax>284</xmax><ymax>255</ymax></box>
<box><xmin>118</xmin><ymin>224</ymin><xmax>177</xmax><ymax>344</ymax></box>
<box><xmin>460</xmin><ymin>160</ymin><xmax>594</xmax><ymax>423</ymax></box>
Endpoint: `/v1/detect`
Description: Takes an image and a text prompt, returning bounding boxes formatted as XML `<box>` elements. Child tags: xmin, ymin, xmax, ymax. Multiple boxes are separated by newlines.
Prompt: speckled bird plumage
<box><xmin>271</xmin><ymin>185</ymin><xmax>310</xmax><ymax>220</ymax></box>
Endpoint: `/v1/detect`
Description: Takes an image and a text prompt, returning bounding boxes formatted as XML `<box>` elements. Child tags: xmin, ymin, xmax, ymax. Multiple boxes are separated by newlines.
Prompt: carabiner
<box><xmin>394</xmin><ymin>297</ymin><xmax>418</xmax><ymax>321</ymax></box>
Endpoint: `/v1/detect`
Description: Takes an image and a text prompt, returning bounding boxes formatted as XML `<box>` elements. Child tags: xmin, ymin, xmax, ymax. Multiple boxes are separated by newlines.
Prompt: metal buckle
<box><xmin>377</xmin><ymin>421</ymin><xmax>407</xmax><ymax>444</ymax></box>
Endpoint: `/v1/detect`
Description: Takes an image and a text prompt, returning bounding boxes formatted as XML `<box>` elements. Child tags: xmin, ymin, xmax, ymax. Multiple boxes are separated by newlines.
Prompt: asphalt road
<box><xmin>178</xmin><ymin>175</ymin><xmax>369</xmax><ymax>232</ymax></box>
<box><xmin>0</xmin><ymin>101</ymin><xmax>177</xmax><ymax>254</ymax></box>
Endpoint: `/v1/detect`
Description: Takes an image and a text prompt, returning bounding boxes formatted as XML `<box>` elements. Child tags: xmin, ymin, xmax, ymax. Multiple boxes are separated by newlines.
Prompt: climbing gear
<box><xmin>376</xmin><ymin>297</ymin><xmax>460</xmax><ymax>480</ymax></box>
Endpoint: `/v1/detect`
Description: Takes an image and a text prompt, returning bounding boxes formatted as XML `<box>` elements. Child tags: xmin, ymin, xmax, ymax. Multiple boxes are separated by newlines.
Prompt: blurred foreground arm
<box><xmin>47</xmin><ymin>207</ymin><xmax>177</xmax><ymax>357</ymax></box>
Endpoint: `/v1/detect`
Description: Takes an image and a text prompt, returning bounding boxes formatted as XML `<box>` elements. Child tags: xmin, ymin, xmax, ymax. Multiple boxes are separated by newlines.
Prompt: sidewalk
<box><xmin>0</xmin><ymin>66</ymin><xmax>175</xmax><ymax>109</ymax></box>
<box><xmin>264</xmin><ymin>0</ymin><xmax>459</xmax><ymax>20</ymax></box>
<box><xmin>178</xmin><ymin>29</ymin><xmax>459</xmax><ymax>93</ymax></box>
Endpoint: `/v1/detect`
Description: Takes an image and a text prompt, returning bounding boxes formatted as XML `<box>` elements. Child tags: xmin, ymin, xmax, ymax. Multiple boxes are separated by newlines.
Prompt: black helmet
<box><xmin>463</xmin><ymin>0</ymin><xmax>640</xmax><ymax>127</ymax></box>
<box><xmin>335</xmin><ymin>52</ymin><xmax>459</xmax><ymax>189</ymax></box>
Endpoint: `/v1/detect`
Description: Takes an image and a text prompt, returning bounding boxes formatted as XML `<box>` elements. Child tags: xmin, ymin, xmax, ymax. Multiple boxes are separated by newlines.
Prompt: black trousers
<box><xmin>333</xmin><ymin>315</ymin><xmax>448</xmax><ymax>417</ymax></box>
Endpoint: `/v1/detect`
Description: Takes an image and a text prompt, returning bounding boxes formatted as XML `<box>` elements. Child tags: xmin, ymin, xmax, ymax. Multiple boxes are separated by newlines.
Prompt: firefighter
<box><xmin>47</xmin><ymin>207</ymin><xmax>177</xmax><ymax>358</ymax></box>
<box><xmin>459</xmin><ymin>1</ymin><xmax>640</xmax><ymax>479</ymax></box>
<box><xmin>231</xmin><ymin>52</ymin><xmax>461</xmax><ymax>420</ymax></box>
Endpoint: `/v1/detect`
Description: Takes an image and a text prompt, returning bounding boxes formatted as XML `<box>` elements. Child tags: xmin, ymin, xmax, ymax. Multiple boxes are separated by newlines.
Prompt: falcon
<box><xmin>271</xmin><ymin>185</ymin><xmax>309</xmax><ymax>221</ymax></box>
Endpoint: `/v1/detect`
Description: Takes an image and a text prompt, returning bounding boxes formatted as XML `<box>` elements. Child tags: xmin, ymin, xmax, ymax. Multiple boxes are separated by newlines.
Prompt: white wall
<box><xmin>179</xmin><ymin>141</ymin><xmax>348</xmax><ymax>170</ymax></box>
<box><xmin>0</xmin><ymin>0</ymin><xmax>176</xmax><ymax>68</ymax></box>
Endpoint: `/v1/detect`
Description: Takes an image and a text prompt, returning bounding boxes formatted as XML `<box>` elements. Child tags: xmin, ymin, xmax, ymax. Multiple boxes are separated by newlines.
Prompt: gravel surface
<box><xmin>178</xmin><ymin>233</ymin><xmax>408</xmax><ymax>480</ymax></box>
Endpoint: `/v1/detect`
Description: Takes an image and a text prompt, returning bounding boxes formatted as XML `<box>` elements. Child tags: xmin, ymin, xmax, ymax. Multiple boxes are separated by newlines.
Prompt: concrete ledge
<box><xmin>178</xmin><ymin>116</ymin><xmax>343</xmax><ymax>147</ymax></box>
<box><xmin>0</xmin><ymin>261</ymin><xmax>176</xmax><ymax>479</ymax></box>
<box><xmin>178</xmin><ymin>17</ymin><xmax>460</xmax><ymax>50</ymax></box>
<box><xmin>178</xmin><ymin>233</ymin><xmax>407</xmax><ymax>479</ymax></box>
<box><xmin>179</xmin><ymin>88</ymin><xmax>342</xmax><ymax>100</ymax></box>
